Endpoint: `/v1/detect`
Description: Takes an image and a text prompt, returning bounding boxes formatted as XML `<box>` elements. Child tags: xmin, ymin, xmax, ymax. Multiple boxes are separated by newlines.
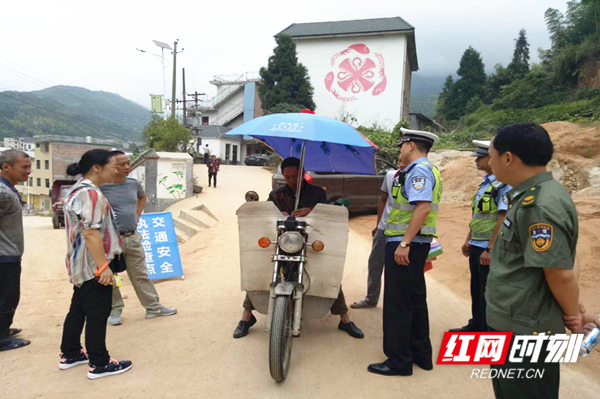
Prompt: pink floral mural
<box><xmin>324</xmin><ymin>44</ymin><xmax>387</xmax><ymax>102</ymax></box>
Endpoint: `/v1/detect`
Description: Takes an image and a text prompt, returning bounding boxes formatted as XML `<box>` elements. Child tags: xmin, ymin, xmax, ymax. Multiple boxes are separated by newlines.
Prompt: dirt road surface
<box><xmin>2</xmin><ymin>165</ymin><xmax>599</xmax><ymax>399</ymax></box>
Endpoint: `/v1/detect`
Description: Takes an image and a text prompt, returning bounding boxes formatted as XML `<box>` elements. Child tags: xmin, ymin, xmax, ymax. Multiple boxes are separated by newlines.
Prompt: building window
<box><xmin>36</xmin><ymin>143</ymin><xmax>40</xmax><ymax>148</ymax></box>
<box><xmin>45</xmin><ymin>179</ymin><xmax>50</xmax><ymax>188</ymax></box>
<box><xmin>36</xmin><ymin>160</ymin><xmax>41</xmax><ymax>169</ymax></box>
<box><xmin>202</xmin><ymin>116</ymin><xmax>209</xmax><ymax>126</ymax></box>
<box><xmin>45</xmin><ymin>160</ymin><xmax>49</xmax><ymax>169</ymax></box>
<box><xmin>37</xmin><ymin>178</ymin><xmax>41</xmax><ymax>187</ymax></box>
<box><xmin>225</xmin><ymin>143</ymin><xmax>231</xmax><ymax>160</ymax></box>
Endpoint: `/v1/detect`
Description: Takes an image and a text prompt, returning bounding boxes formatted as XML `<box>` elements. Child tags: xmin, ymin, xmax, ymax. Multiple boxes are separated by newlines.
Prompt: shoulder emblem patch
<box><xmin>522</xmin><ymin>195</ymin><xmax>535</xmax><ymax>206</ymax></box>
<box><xmin>529</xmin><ymin>223</ymin><xmax>553</xmax><ymax>252</ymax></box>
<box><xmin>411</xmin><ymin>176</ymin><xmax>426</xmax><ymax>191</ymax></box>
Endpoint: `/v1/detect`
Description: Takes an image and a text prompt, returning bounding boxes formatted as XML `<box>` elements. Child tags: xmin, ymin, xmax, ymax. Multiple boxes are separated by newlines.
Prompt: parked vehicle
<box><xmin>271</xmin><ymin>157</ymin><xmax>397</xmax><ymax>212</ymax></box>
<box><xmin>51</xmin><ymin>180</ymin><xmax>76</xmax><ymax>229</ymax></box>
<box><xmin>245</xmin><ymin>154</ymin><xmax>270</xmax><ymax>166</ymax></box>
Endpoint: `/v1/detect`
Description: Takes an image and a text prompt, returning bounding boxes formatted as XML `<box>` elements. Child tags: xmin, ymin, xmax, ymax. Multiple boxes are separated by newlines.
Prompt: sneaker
<box><xmin>59</xmin><ymin>350</ymin><xmax>89</xmax><ymax>370</ymax></box>
<box><xmin>145</xmin><ymin>306</ymin><xmax>178</xmax><ymax>319</ymax></box>
<box><xmin>108</xmin><ymin>314</ymin><xmax>122</xmax><ymax>326</ymax></box>
<box><xmin>88</xmin><ymin>358</ymin><xmax>133</xmax><ymax>380</ymax></box>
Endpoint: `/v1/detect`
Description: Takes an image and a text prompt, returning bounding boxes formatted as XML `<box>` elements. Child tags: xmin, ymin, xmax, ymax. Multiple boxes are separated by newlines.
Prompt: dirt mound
<box><xmin>438</xmin><ymin>122</ymin><xmax>600</xmax><ymax>202</ymax></box>
<box><xmin>439</xmin><ymin>156</ymin><xmax>480</xmax><ymax>203</ymax></box>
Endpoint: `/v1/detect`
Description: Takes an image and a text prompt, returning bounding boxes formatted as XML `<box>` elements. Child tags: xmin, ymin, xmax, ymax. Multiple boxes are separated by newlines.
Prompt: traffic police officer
<box><xmin>368</xmin><ymin>128</ymin><xmax>442</xmax><ymax>376</ymax></box>
<box><xmin>450</xmin><ymin>140</ymin><xmax>511</xmax><ymax>333</ymax></box>
<box><xmin>486</xmin><ymin>123</ymin><xmax>583</xmax><ymax>399</ymax></box>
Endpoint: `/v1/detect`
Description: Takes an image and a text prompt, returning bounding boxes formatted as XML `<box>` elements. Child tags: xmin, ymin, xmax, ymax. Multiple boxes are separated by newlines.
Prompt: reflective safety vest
<box><xmin>384</xmin><ymin>161</ymin><xmax>443</xmax><ymax>238</ymax></box>
<box><xmin>469</xmin><ymin>180</ymin><xmax>506</xmax><ymax>241</ymax></box>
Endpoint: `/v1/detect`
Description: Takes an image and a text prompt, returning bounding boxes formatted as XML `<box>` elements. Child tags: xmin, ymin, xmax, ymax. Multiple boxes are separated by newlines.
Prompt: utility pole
<box><xmin>182</xmin><ymin>68</ymin><xmax>187</xmax><ymax>127</ymax></box>
<box><xmin>171</xmin><ymin>40</ymin><xmax>178</xmax><ymax>118</ymax></box>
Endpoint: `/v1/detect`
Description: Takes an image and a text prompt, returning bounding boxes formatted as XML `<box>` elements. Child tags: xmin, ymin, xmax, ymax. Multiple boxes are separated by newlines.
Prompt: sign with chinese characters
<box><xmin>137</xmin><ymin>212</ymin><xmax>183</xmax><ymax>280</ymax></box>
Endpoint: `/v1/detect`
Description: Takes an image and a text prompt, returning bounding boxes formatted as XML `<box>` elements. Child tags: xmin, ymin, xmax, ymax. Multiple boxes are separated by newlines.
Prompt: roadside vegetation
<box><xmin>434</xmin><ymin>0</ymin><xmax>600</xmax><ymax>148</ymax></box>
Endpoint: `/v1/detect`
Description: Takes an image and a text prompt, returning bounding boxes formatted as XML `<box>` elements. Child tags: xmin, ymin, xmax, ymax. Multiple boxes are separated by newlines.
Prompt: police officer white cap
<box><xmin>398</xmin><ymin>128</ymin><xmax>440</xmax><ymax>147</ymax></box>
<box><xmin>471</xmin><ymin>140</ymin><xmax>491</xmax><ymax>157</ymax></box>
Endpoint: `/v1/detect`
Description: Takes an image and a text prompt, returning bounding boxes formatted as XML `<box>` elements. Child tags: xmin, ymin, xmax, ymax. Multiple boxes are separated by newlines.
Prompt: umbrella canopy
<box><xmin>226</xmin><ymin>113</ymin><xmax>379</xmax><ymax>174</ymax></box>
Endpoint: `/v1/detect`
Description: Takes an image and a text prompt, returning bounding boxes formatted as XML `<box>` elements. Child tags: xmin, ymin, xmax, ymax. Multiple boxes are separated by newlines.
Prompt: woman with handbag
<box><xmin>59</xmin><ymin>149</ymin><xmax>132</xmax><ymax>380</ymax></box>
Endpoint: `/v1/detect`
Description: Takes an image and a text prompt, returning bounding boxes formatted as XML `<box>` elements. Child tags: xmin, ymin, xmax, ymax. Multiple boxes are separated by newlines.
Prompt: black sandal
<box><xmin>8</xmin><ymin>328</ymin><xmax>22</xmax><ymax>336</ymax></box>
<box><xmin>0</xmin><ymin>337</ymin><xmax>31</xmax><ymax>352</ymax></box>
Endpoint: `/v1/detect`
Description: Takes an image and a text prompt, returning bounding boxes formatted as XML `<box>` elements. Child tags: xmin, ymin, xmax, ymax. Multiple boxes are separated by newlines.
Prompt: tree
<box><xmin>142</xmin><ymin>115</ymin><xmax>193</xmax><ymax>152</ymax></box>
<box><xmin>508</xmin><ymin>29</ymin><xmax>530</xmax><ymax>78</ymax></box>
<box><xmin>264</xmin><ymin>102</ymin><xmax>303</xmax><ymax>115</ymax></box>
<box><xmin>440</xmin><ymin>47</ymin><xmax>486</xmax><ymax>120</ymax></box>
<box><xmin>435</xmin><ymin>75</ymin><xmax>454</xmax><ymax>119</ymax></box>
<box><xmin>485</xmin><ymin>64</ymin><xmax>516</xmax><ymax>103</ymax></box>
<box><xmin>258</xmin><ymin>35</ymin><xmax>316</xmax><ymax>112</ymax></box>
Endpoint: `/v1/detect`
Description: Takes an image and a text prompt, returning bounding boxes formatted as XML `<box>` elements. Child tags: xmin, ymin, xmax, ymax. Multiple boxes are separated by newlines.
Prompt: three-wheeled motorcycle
<box><xmin>237</xmin><ymin>195</ymin><xmax>349</xmax><ymax>382</ymax></box>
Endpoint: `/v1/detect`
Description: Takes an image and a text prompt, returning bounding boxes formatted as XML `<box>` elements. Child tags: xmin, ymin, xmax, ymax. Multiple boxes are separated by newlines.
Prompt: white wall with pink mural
<box><xmin>294</xmin><ymin>34</ymin><xmax>409</xmax><ymax>130</ymax></box>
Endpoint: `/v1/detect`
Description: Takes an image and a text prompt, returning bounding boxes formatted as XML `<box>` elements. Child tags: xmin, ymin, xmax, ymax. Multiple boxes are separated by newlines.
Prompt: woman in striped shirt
<box><xmin>59</xmin><ymin>149</ymin><xmax>133</xmax><ymax>380</ymax></box>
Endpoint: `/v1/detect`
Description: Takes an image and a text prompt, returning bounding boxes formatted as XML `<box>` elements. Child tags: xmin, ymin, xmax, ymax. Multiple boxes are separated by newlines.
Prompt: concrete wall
<box><xmin>140</xmin><ymin>152</ymin><xmax>193</xmax><ymax>213</ymax></box>
<box><xmin>203</xmin><ymin>89</ymin><xmax>245</xmax><ymax>126</ymax></box>
<box><xmin>294</xmin><ymin>33</ymin><xmax>409</xmax><ymax>129</ymax></box>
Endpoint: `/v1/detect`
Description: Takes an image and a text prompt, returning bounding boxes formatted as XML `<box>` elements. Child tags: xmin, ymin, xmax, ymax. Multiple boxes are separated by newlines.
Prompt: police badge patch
<box><xmin>529</xmin><ymin>223</ymin><xmax>553</xmax><ymax>252</ymax></box>
<box><xmin>411</xmin><ymin>176</ymin><xmax>426</xmax><ymax>191</ymax></box>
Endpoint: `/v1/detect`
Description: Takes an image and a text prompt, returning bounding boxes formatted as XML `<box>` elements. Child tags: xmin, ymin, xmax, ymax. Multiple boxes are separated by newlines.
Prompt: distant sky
<box><xmin>1</xmin><ymin>0</ymin><xmax>568</xmax><ymax>108</ymax></box>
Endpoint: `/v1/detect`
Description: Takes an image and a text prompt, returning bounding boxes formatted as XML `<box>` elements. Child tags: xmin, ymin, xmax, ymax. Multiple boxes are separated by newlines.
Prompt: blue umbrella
<box><xmin>225</xmin><ymin>113</ymin><xmax>379</xmax><ymax>175</ymax></box>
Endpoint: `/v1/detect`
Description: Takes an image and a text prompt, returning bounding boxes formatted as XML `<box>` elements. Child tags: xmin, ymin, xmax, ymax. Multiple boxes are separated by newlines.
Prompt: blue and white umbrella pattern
<box><xmin>226</xmin><ymin>113</ymin><xmax>379</xmax><ymax>175</ymax></box>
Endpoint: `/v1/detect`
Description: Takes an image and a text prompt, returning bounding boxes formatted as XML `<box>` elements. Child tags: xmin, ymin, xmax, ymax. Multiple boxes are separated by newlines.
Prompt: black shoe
<box><xmin>59</xmin><ymin>350</ymin><xmax>89</xmax><ymax>370</ymax></box>
<box><xmin>448</xmin><ymin>325</ymin><xmax>474</xmax><ymax>333</ymax></box>
<box><xmin>413</xmin><ymin>359</ymin><xmax>433</xmax><ymax>371</ymax></box>
<box><xmin>88</xmin><ymin>359</ymin><xmax>133</xmax><ymax>380</ymax></box>
<box><xmin>367</xmin><ymin>362</ymin><xmax>412</xmax><ymax>376</ymax></box>
<box><xmin>233</xmin><ymin>315</ymin><xmax>257</xmax><ymax>339</ymax></box>
<box><xmin>338</xmin><ymin>321</ymin><xmax>364</xmax><ymax>339</ymax></box>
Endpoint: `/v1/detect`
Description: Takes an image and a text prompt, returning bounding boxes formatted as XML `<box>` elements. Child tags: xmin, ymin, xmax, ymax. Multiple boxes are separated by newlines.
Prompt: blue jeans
<box><xmin>0</xmin><ymin>262</ymin><xmax>21</xmax><ymax>340</ymax></box>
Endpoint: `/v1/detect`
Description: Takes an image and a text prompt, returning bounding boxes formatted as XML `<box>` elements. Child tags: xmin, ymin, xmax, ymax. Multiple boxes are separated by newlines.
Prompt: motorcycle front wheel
<box><xmin>269</xmin><ymin>294</ymin><xmax>294</xmax><ymax>382</ymax></box>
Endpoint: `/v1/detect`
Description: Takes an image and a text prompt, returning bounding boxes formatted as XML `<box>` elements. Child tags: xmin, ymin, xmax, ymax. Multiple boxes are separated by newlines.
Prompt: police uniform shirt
<box><xmin>469</xmin><ymin>174</ymin><xmax>512</xmax><ymax>249</ymax></box>
<box><xmin>387</xmin><ymin>156</ymin><xmax>435</xmax><ymax>244</ymax></box>
<box><xmin>485</xmin><ymin>172</ymin><xmax>578</xmax><ymax>335</ymax></box>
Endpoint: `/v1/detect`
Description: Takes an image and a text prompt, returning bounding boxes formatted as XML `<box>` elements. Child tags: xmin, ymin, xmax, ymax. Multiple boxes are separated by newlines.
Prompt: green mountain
<box><xmin>0</xmin><ymin>86</ymin><xmax>151</xmax><ymax>142</ymax></box>
<box><xmin>410</xmin><ymin>74</ymin><xmax>447</xmax><ymax>118</ymax></box>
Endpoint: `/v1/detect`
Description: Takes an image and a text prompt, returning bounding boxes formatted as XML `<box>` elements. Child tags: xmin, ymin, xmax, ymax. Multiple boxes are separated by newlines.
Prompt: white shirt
<box><xmin>377</xmin><ymin>170</ymin><xmax>397</xmax><ymax>231</ymax></box>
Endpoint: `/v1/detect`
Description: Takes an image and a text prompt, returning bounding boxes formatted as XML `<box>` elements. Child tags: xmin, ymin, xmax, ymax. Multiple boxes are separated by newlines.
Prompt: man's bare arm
<box><xmin>136</xmin><ymin>193</ymin><xmax>147</xmax><ymax>220</ymax></box>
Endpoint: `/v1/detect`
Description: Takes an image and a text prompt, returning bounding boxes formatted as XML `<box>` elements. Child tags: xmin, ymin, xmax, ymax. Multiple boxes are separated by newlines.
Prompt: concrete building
<box><xmin>277</xmin><ymin>17</ymin><xmax>418</xmax><ymax>130</ymax></box>
<box><xmin>191</xmin><ymin>125</ymin><xmax>246</xmax><ymax>165</ymax></box>
<box><xmin>26</xmin><ymin>138</ymin><xmax>112</xmax><ymax>210</ymax></box>
<box><xmin>196</xmin><ymin>72</ymin><xmax>264</xmax><ymax>129</ymax></box>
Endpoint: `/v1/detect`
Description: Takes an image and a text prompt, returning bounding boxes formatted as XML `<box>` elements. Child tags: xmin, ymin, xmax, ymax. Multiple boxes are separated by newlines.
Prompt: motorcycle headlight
<box><xmin>278</xmin><ymin>231</ymin><xmax>304</xmax><ymax>253</ymax></box>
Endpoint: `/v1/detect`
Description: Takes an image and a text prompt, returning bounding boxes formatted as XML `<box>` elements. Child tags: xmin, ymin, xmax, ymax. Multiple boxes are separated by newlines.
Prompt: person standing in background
<box><xmin>101</xmin><ymin>151</ymin><xmax>177</xmax><ymax>326</ymax></box>
<box><xmin>449</xmin><ymin>140</ymin><xmax>511</xmax><ymax>333</ymax></box>
<box><xmin>0</xmin><ymin>149</ymin><xmax>31</xmax><ymax>352</ymax></box>
<box><xmin>207</xmin><ymin>155</ymin><xmax>219</xmax><ymax>188</ymax></box>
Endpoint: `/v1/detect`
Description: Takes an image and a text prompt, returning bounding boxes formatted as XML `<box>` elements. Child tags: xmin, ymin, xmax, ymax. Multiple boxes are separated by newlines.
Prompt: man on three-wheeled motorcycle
<box><xmin>233</xmin><ymin>157</ymin><xmax>364</xmax><ymax>340</ymax></box>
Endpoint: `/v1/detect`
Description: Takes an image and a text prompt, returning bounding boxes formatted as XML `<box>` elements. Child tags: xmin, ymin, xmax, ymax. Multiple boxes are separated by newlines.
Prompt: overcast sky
<box><xmin>1</xmin><ymin>0</ymin><xmax>568</xmax><ymax>109</ymax></box>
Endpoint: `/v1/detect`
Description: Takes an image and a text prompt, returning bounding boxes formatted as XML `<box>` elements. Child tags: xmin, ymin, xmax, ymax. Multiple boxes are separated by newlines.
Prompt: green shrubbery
<box><xmin>437</xmin><ymin>96</ymin><xmax>600</xmax><ymax>148</ymax></box>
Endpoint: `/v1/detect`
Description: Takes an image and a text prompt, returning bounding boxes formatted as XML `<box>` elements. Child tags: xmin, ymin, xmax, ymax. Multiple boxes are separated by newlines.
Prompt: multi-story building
<box><xmin>189</xmin><ymin>72</ymin><xmax>266</xmax><ymax>162</ymax></box>
<box><xmin>25</xmin><ymin>138</ymin><xmax>113</xmax><ymax>210</ymax></box>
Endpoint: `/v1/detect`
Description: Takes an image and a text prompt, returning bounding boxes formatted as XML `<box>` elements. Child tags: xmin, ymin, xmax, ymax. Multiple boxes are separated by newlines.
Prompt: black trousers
<box><xmin>468</xmin><ymin>245</ymin><xmax>489</xmax><ymax>332</ymax></box>
<box><xmin>60</xmin><ymin>279</ymin><xmax>112</xmax><ymax>367</ymax></box>
<box><xmin>383</xmin><ymin>242</ymin><xmax>432</xmax><ymax>371</ymax></box>
<box><xmin>208</xmin><ymin>172</ymin><xmax>217</xmax><ymax>187</ymax></box>
<box><xmin>0</xmin><ymin>262</ymin><xmax>21</xmax><ymax>340</ymax></box>
<box><xmin>489</xmin><ymin>327</ymin><xmax>560</xmax><ymax>399</ymax></box>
